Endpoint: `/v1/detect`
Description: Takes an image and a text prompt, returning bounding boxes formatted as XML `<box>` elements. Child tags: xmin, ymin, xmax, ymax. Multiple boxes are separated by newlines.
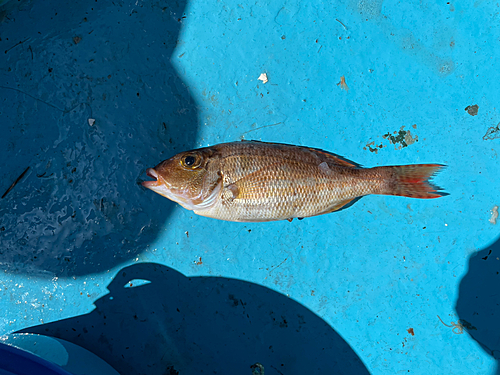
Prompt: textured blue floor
<box><xmin>1</xmin><ymin>0</ymin><xmax>499</xmax><ymax>374</ymax></box>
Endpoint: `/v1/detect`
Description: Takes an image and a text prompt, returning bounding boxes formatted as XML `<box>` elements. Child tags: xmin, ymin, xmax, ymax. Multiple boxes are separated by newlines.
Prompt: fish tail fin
<box><xmin>376</xmin><ymin>164</ymin><xmax>447</xmax><ymax>199</ymax></box>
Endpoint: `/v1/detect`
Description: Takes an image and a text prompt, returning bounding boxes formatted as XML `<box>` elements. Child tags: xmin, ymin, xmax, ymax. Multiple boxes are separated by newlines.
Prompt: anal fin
<box><xmin>321</xmin><ymin>197</ymin><xmax>357</xmax><ymax>215</ymax></box>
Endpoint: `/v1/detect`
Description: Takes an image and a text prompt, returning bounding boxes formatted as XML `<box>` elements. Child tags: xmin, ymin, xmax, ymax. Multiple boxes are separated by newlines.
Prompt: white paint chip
<box><xmin>258</xmin><ymin>73</ymin><xmax>268</xmax><ymax>84</ymax></box>
<box><xmin>88</xmin><ymin>118</ymin><xmax>95</xmax><ymax>126</ymax></box>
<box><xmin>490</xmin><ymin>206</ymin><xmax>498</xmax><ymax>224</ymax></box>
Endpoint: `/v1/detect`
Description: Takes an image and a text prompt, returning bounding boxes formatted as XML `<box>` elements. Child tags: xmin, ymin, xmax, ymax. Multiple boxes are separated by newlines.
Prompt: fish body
<box><xmin>142</xmin><ymin>141</ymin><xmax>445</xmax><ymax>222</ymax></box>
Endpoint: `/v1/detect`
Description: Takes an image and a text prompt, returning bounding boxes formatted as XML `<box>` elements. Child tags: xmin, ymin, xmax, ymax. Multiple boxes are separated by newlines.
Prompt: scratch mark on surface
<box><xmin>2</xmin><ymin>167</ymin><xmax>30</xmax><ymax>199</ymax></box>
<box><xmin>274</xmin><ymin>7</ymin><xmax>285</xmax><ymax>25</ymax></box>
<box><xmin>336</xmin><ymin>18</ymin><xmax>347</xmax><ymax>30</ymax></box>
<box><xmin>269</xmin><ymin>257</ymin><xmax>288</xmax><ymax>275</ymax></box>
<box><xmin>0</xmin><ymin>86</ymin><xmax>93</xmax><ymax>116</ymax></box>
<box><xmin>4</xmin><ymin>37</ymin><xmax>30</xmax><ymax>54</ymax></box>
<box><xmin>240</xmin><ymin>122</ymin><xmax>282</xmax><ymax>136</ymax></box>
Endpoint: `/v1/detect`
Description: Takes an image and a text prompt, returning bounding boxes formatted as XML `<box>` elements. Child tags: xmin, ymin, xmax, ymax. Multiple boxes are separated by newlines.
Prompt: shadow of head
<box><xmin>18</xmin><ymin>262</ymin><xmax>369</xmax><ymax>375</ymax></box>
<box><xmin>0</xmin><ymin>0</ymin><xmax>197</xmax><ymax>277</ymax></box>
<box><xmin>456</xmin><ymin>236</ymin><xmax>500</xmax><ymax>363</ymax></box>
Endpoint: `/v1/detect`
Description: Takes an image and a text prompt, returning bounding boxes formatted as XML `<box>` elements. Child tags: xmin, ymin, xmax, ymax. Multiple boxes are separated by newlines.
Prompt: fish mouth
<box><xmin>142</xmin><ymin>168</ymin><xmax>174</xmax><ymax>200</ymax></box>
<box><xmin>142</xmin><ymin>168</ymin><xmax>160</xmax><ymax>187</ymax></box>
<box><xmin>141</xmin><ymin>167</ymin><xmax>215</xmax><ymax>211</ymax></box>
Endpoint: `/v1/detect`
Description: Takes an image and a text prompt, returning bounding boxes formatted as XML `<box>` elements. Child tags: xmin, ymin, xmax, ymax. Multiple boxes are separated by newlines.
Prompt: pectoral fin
<box><xmin>227</xmin><ymin>183</ymin><xmax>239</xmax><ymax>200</ymax></box>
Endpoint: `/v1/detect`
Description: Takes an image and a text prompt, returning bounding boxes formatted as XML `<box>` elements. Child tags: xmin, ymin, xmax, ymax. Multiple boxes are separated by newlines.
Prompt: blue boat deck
<box><xmin>0</xmin><ymin>0</ymin><xmax>499</xmax><ymax>373</ymax></box>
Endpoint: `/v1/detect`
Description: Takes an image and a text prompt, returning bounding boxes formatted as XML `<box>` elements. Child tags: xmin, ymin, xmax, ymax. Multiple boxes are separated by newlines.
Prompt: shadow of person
<box><xmin>0</xmin><ymin>0</ymin><xmax>197</xmax><ymax>276</ymax></box>
<box><xmin>18</xmin><ymin>262</ymin><xmax>369</xmax><ymax>375</ymax></box>
<box><xmin>456</xmin><ymin>235</ymin><xmax>500</xmax><ymax>373</ymax></box>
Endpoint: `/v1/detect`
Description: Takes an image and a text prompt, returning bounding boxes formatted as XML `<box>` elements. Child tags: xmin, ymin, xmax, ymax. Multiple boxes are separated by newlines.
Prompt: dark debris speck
<box><xmin>465</xmin><ymin>104</ymin><xmax>479</xmax><ymax>116</ymax></box>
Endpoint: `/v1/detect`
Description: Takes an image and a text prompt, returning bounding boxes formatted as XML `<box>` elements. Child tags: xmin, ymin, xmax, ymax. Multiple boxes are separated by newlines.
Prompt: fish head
<box><xmin>142</xmin><ymin>148</ymin><xmax>222</xmax><ymax>211</ymax></box>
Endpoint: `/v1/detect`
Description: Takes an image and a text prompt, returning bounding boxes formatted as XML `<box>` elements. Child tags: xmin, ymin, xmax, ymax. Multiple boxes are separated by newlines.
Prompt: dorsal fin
<box><xmin>243</xmin><ymin>140</ymin><xmax>361</xmax><ymax>168</ymax></box>
<box><xmin>305</xmin><ymin>147</ymin><xmax>359</xmax><ymax>168</ymax></box>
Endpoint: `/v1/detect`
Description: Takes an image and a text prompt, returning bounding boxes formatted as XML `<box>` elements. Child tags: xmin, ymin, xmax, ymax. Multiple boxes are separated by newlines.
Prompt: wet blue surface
<box><xmin>1</xmin><ymin>0</ymin><xmax>499</xmax><ymax>374</ymax></box>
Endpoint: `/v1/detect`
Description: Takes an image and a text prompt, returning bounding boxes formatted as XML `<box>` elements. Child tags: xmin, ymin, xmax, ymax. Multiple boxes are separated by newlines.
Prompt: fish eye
<box><xmin>184</xmin><ymin>156</ymin><xmax>196</xmax><ymax>166</ymax></box>
<box><xmin>180</xmin><ymin>153</ymin><xmax>202</xmax><ymax>169</ymax></box>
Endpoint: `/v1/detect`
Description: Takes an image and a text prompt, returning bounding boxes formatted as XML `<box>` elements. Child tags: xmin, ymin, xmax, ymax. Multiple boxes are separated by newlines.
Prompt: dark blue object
<box><xmin>0</xmin><ymin>342</ymin><xmax>72</xmax><ymax>375</ymax></box>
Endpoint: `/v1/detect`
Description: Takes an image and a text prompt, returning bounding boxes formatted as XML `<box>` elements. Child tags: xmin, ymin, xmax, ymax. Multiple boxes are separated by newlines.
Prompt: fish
<box><xmin>142</xmin><ymin>141</ymin><xmax>446</xmax><ymax>222</ymax></box>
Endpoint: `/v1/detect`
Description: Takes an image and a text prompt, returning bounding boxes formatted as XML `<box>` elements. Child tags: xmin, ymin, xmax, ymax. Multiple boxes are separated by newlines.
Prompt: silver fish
<box><xmin>142</xmin><ymin>141</ymin><xmax>445</xmax><ymax>222</ymax></box>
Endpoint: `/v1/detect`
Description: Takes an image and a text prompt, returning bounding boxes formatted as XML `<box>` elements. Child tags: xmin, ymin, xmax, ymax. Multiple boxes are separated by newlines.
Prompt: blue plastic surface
<box><xmin>1</xmin><ymin>334</ymin><xmax>120</xmax><ymax>375</ymax></box>
<box><xmin>1</xmin><ymin>0</ymin><xmax>499</xmax><ymax>374</ymax></box>
<box><xmin>0</xmin><ymin>341</ymin><xmax>72</xmax><ymax>375</ymax></box>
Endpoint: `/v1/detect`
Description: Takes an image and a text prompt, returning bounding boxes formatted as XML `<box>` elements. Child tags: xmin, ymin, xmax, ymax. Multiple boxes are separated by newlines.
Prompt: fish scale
<box><xmin>217</xmin><ymin>154</ymin><xmax>342</xmax><ymax>221</ymax></box>
<box><xmin>143</xmin><ymin>141</ymin><xmax>446</xmax><ymax>222</ymax></box>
